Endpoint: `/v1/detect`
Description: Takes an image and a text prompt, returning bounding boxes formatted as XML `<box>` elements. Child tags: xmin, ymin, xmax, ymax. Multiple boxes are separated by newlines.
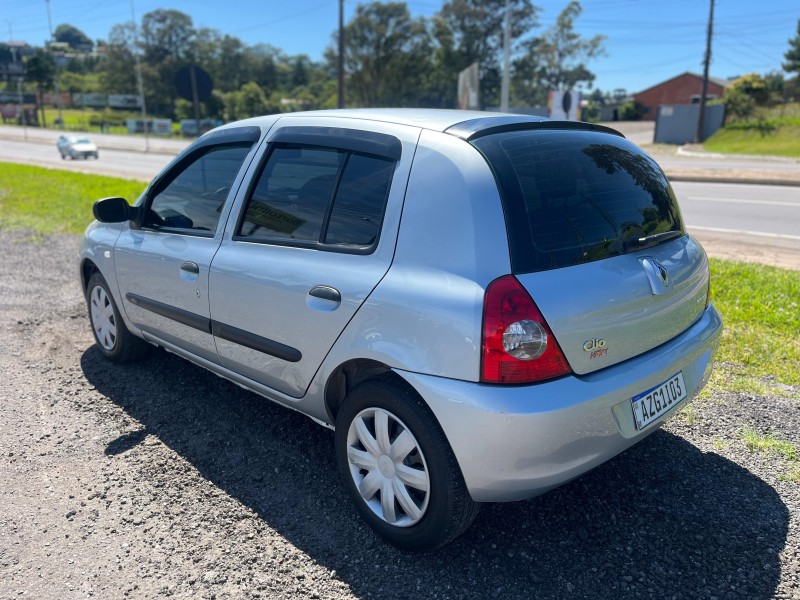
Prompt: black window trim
<box><xmin>269</xmin><ymin>126</ymin><xmax>402</xmax><ymax>161</ymax></box>
<box><xmin>232</xmin><ymin>141</ymin><xmax>395</xmax><ymax>256</ymax></box>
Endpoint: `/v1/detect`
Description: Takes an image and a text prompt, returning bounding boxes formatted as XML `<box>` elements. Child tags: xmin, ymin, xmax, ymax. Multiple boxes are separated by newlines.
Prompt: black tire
<box><xmin>335</xmin><ymin>377</ymin><xmax>480</xmax><ymax>551</ymax></box>
<box><xmin>86</xmin><ymin>272</ymin><xmax>149</xmax><ymax>362</ymax></box>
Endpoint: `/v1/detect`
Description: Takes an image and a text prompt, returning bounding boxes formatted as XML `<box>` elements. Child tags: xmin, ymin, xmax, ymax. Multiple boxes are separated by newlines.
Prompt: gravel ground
<box><xmin>1</xmin><ymin>230</ymin><xmax>798</xmax><ymax>600</ymax></box>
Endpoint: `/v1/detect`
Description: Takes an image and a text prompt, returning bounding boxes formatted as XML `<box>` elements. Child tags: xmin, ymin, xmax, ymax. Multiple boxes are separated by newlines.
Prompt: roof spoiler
<box><xmin>445</xmin><ymin>116</ymin><xmax>624</xmax><ymax>141</ymax></box>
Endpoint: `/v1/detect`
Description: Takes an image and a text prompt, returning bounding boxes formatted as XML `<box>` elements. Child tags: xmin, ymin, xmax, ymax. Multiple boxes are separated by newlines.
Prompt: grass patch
<box><xmin>49</xmin><ymin>107</ymin><xmax>146</xmax><ymax>136</ymax></box>
<box><xmin>708</xmin><ymin>258</ymin><xmax>800</xmax><ymax>391</ymax></box>
<box><xmin>742</xmin><ymin>428</ymin><xmax>798</xmax><ymax>460</ymax></box>
<box><xmin>678</xmin><ymin>402</ymin><xmax>696</xmax><ymax>425</ymax></box>
<box><xmin>704</xmin><ymin>103</ymin><xmax>800</xmax><ymax>157</ymax></box>
<box><xmin>0</xmin><ymin>163</ymin><xmax>145</xmax><ymax>235</ymax></box>
<box><xmin>704</xmin><ymin>123</ymin><xmax>800</xmax><ymax>157</ymax></box>
<box><xmin>741</xmin><ymin>428</ymin><xmax>800</xmax><ymax>482</ymax></box>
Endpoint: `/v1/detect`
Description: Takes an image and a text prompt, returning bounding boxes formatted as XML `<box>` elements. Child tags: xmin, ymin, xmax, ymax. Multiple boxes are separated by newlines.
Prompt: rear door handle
<box><xmin>308</xmin><ymin>285</ymin><xmax>341</xmax><ymax>302</ymax></box>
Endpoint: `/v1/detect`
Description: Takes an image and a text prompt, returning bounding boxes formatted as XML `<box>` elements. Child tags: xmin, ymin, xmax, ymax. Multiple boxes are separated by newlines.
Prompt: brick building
<box><xmin>633</xmin><ymin>72</ymin><xmax>729</xmax><ymax>121</ymax></box>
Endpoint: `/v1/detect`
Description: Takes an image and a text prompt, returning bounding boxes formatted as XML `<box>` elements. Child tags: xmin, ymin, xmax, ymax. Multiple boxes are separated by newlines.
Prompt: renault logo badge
<box><xmin>654</xmin><ymin>260</ymin><xmax>669</xmax><ymax>286</ymax></box>
<box><xmin>638</xmin><ymin>257</ymin><xmax>671</xmax><ymax>295</ymax></box>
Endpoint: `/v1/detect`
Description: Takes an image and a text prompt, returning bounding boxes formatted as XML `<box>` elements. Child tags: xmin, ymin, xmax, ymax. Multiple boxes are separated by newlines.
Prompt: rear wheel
<box><xmin>335</xmin><ymin>377</ymin><xmax>479</xmax><ymax>551</ymax></box>
<box><xmin>86</xmin><ymin>272</ymin><xmax>149</xmax><ymax>362</ymax></box>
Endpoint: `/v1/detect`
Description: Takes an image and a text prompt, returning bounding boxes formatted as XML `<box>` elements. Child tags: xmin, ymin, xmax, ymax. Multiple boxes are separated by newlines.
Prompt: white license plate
<box><xmin>631</xmin><ymin>372</ymin><xmax>687</xmax><ymax>431</ymax></box>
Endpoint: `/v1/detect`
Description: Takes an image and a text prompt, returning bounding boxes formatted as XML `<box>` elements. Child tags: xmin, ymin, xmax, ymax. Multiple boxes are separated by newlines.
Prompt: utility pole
<box><xmin>695</xmin><ymin>0</ymin><xmax>715</xmax><ymax>144</ymax></box>
<box><xmin>500</xmin><ymin>0</ymin><xmax>511</xmax><ymax>112</ymax></box>
<box><xmin>337</xmin><ymin>0</ymin><xmax>345</xmax><ymax>108</ymax></box>
<box><xmin>45</xmin><ymin>0</ymin><xmax>64</xmax><ymax>129</ymax></box>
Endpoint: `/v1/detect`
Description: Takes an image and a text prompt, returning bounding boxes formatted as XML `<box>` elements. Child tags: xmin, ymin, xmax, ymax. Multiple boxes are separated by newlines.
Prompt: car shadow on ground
<box><xmin>80</xmin><ymin>345</ymin><xmax>788</xmax><ymax>600</ymax></box>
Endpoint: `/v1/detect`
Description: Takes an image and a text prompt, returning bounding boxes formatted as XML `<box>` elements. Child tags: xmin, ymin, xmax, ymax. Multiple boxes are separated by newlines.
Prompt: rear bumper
<box><xmin>396</xmin><ymin>303</ymin><xmax>722</xmax><ymax>502</ymax></box>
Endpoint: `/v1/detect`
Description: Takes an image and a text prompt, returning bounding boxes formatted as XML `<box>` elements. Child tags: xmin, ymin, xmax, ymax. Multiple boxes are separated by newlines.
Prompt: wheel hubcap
<box><xmin>90</xmin><ymin>285</ymin><xmax>117</xmax><ymax>351</ymax></box>
<box><xmin>346</xmin><ymin>407</ymin><xmax>430</xmax><ymax>527</ymax></box>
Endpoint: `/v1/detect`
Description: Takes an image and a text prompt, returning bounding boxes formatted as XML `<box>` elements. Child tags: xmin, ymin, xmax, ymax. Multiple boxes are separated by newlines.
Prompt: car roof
<box><xmin>216</xmin><ymin>108</ymin><xmax>624</xmax><ymax>140</ymax></box>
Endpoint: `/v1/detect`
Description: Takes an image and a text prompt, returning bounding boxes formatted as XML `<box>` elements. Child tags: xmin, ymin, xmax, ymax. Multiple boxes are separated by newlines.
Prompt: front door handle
<box><xmin>308</xmin><ymin>285</ymin><xmax>341</xmax><ymax>303</ymax></box>
<box><xmin>180</xmin><ymin>261</ymin><xmax>200</xmax><ymax>282</ymax></box>
<box><xmin>181</xmin><ymin>261</ymin><xmax>200</xmax><ymax>275</ymax></box>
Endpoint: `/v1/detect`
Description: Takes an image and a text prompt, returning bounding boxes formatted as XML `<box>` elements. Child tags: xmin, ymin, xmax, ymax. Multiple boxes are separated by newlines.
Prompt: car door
<box><xmin>209</xmin><ymin>117</ymin><xmax>420</xmax><ymax>398</ymax></box>
<box><xmin>113</xmin><ymin>126</ymin><xmax>262</xmax><ymax>363</ymax></box>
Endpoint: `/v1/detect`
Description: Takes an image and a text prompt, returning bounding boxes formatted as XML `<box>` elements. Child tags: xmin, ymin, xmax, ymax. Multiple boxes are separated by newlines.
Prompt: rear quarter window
<box><xmin>472</xmin><ymin>130</ymin><xmax>684</xmax><ymax>274</ymax></box>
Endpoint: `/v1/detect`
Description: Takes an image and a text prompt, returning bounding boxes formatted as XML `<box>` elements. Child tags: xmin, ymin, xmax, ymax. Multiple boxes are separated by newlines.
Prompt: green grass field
<box><xmin>705</xmin><ymin>258</ymin><xmax>800</xmax><ymax>394</ymax></box>
<box><xmin>704</xmin><ymin>104</ymin><xmax>800</xmax><ymax>157</ymax></box>
<box><xmin>0</xmin><ymin>162</ymin><xmax>145</xmax><ymax>234</ymax></box>
<box><xmin>704</xmin><ymin>119</ymin><xmax>800</xmax><ymax>157</ymax></box>
<box><xmin>41</xmin><ymin>108</ymin><xmax>182</xmax><ymax>137</ymax></box>
<box><xmin>0</xmin><ymin>162</ymin><xmax>798</xmax><ymax>396</ymax></box>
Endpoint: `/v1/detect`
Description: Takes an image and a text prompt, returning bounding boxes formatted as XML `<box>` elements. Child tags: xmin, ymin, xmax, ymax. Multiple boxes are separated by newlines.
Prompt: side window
<box><xmin>238</xmin><ymin>144</ymin><xmax>395</xmax><ymax>251</ymax></box>
<box><xmin>324</xmin><ymin>154</ymin><xmax>394</xmax><ymax>247</ymax></box>
<box><xmin>239</xmin><ymin>146</ymin><xmax>345</xmax><ymax>241</ymax></box>
<box><xmin>144</xmin><ymin>144</ymin><xmax>252</xmax><ymax>233</ymax></box>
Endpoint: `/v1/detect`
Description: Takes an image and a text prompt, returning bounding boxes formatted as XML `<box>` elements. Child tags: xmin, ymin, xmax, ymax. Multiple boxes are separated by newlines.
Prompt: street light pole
<box><xmin>337</xmin><ymin>0</ymin><xmax>345</xmax><ymax>108</ymax></box>
<box><xmin>11</xmin><ymin>45</ymin><xmax>28</xmax><ymax>139</ymax></box>
<box><xmin>500</xmin><ymin>0</ymin><xmax>511</xmax><ymax>112</ymax></box>
<box><xmin>44</xmin><ymin>0</ymin><xmax>64</xmax><ymax>129</ymax></box>
<box><xmin>130</xmin><ymin>0</ymin><xmax>149</xmax><ymax>152</ymax></box>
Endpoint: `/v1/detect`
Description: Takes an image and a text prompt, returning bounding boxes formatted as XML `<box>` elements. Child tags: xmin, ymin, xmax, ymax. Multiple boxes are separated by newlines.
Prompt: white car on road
<box><xmin>57</xmin><ymin>135</ymin><xmax>99</xmax><ymax>160</ymax></box>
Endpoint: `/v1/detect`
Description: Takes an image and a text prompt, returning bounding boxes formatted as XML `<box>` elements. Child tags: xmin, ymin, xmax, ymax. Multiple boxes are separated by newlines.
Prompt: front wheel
<box><xmin>335</xmin><ymin>377</ymin><xmax>479</xmax><ymax>551</ymax></box>
<box><xmin>86</xmin><ymin>272</ymin><xmax>149</xmax><ymax>362</ymax></box>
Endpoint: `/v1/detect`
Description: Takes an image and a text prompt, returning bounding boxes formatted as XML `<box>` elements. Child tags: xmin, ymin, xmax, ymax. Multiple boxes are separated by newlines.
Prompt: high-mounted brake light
<box><xmin>481</xmin><ymin>275</ymin><xmax>571</xmax><ymax>384</ymax></box>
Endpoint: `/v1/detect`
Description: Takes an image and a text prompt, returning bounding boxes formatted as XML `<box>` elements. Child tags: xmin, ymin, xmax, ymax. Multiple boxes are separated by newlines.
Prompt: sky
<box><xmin>3</xmin><ymin>0</ymin><xmax>798</xmax><ymax>95</ymax></box>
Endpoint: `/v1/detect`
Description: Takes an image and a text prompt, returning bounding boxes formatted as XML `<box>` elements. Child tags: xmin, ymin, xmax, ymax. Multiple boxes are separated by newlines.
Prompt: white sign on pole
<box><xmin>548</xmin><ymin>90</ymin><xmax>582</xmax><ymax>121</ymax></box>
<box><xmin>458</xmin><ymin>62</ymin><xmax>480</xmax><ymax>110</ymax></box>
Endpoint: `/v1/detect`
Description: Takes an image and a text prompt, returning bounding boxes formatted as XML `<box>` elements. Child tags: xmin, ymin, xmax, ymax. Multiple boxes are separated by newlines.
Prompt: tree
<box><xmin>139</xmin><ymin>9</ymin><xmax>197</xmax><ymax>116</ymax></box>
<box><xmin>437</xmin><ymin>0</ymin><xmax>538</xmax><ymax>69</ymax></box>
<box><xmin>97</xmin><ymin>23</ymin><xmax>137</xmax><ymax>95</ymax></box>
<box><xmin>328</xmin><ymin>2</ymin><xmax>433</xmax><ymax>107</ymax></box>
<box><xmin>436</xmin><ymin>0</ymin><xmax>539</xmax><ymax>107</ymax></box>
<box><xmin>513</xmin><ymin>0</ymin><xmax>605</xmax><ymax>106</ymax></box>
<box><xmin>237</xmin><ymin>81</ymin><xmax>268</xmax><ymax>117</ymax></box>
<box><xmin>24</xmin><ymin>50</ymin><xmax>57</xmax><ymax>127</ymax></box>
<box><xmin>783</xmin><ymin>20</ymin><xmax>800</xmax><ymax>76</ymax></box>
<box><xmin>140</xmin><ymin>9</ymin><xmax>195</xmax><ymax>63</ymax></box>
<box><xmin>54</xmin><ymin>24</ymin><xmax>93</xmax><ymax>51</ymax></box>
<box><xmin>224</xmin><ymin>81</ymin><xmax>269</xmax><ymax>121</ymax></box>
<box><xmin>722</xmin><ymin>73</ymin><xmax>770</xmax><ymax>121</ymax></box>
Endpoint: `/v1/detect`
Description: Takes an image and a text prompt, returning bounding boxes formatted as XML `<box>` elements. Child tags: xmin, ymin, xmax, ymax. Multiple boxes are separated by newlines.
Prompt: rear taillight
<box><xmin>481</xmin><ymin>275</ymin><xmax>571</xmax><ymax>384</ymax></box>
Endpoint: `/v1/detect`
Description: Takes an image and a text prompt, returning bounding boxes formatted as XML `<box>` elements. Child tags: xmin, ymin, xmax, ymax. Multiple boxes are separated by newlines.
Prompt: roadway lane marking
<box><xmin>687</xmin><ymin>196</ymin><xmax>800</xmax><ymax>208</ymax></box>
<box><xmin>688</xmin><ymin>226</ymin><xmax>800</xmax><ymax>241</ymax></box>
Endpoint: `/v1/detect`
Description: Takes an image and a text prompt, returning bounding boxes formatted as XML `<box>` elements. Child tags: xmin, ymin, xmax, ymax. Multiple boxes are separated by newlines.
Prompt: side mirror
<box><xmin>93</xmin><ymin>197</ymin><xmax>134</xmax><ymax>224</ymax></box>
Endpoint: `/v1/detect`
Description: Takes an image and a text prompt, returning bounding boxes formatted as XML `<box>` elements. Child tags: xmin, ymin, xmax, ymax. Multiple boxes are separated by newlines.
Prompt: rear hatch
<box><xmin>471</xmin><ymin>127</ymin><xmax>709</xmax><ymax>375</ymax></box>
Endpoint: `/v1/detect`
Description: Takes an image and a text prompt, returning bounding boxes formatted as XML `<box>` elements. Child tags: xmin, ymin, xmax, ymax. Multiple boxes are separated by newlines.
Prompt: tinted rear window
<box><xmin>472</xmin><ymin>130</ymin><xmax>684</xmax><ymax>274</ymax></box>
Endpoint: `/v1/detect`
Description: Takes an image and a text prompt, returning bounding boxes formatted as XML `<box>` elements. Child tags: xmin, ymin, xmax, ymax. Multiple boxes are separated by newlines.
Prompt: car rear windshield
<box><xmin>472</xmin><ymin>129</ymin><xmax>684</xmax><ymax>274</ymax></box>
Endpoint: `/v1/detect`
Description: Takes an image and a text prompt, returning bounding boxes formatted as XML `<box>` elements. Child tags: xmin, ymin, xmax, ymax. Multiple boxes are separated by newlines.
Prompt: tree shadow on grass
<box><xmin>81</xmin><ymin>345</ymin><xmax>788</xmax><ymax>600</ymax></box>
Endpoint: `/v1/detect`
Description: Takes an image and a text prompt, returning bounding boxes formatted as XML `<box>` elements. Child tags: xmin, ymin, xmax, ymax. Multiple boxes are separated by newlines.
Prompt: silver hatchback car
<box><xmin>79</xmin><ymin>109</ymin><xmax>722</xmax><ymax>551</ymax></box>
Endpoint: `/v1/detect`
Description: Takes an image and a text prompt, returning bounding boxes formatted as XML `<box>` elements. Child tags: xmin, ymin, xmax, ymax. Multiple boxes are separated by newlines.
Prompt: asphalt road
<box><xmin>0</xmin><ymin>134</ymin><xmax>175</xmax><ymax>181</ymax></box>
<box><xmin>674</xmin><ymin>181</ymin><xmax>800</xmax><ymax>240</ymax></box>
